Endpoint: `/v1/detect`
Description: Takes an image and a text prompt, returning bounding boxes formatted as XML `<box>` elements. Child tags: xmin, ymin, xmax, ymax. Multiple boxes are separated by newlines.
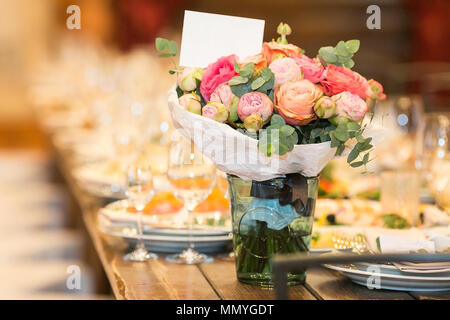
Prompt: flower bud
<box><xmin>314</xmin><ymin>96</ymin><xmax>337</xmax><ymax>119</ymax></box>
<box><xmin>244</xmin><ymin>114</ymin><xmax>263</xmax><ymax>132</ymax></box>
<box><xmin>277</xmin><ymin>22</ymin><xmax>292</xmax><ymax>36</ymax></box>
<box><xmin>202</xmin><ymin>101</ymin><xmax>228</xmax><ymax>123</ymax></box>
<box><xmin>177</xmin><ymin>67</ymin><xmax>203</xmax><ymax>92</ymax></box>
<box><xmin>178</xmin><ymin>93</ymin><xmax>202</xmax><ymax>115</ymax></box>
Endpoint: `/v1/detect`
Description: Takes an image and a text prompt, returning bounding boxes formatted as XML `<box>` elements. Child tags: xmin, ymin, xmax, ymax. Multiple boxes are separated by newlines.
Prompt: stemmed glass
<box><xmin>123</xmin><ymin>164</ymin><xmax>158</xmax><ymax>262</ymax></box>
<box><xmin>166</xmin><ymin>133</ymin><xmax>216</xmax><ymax>264</ymax></box>
<box><xmin>417</xmin><ymin>112</ymin><xmax>450</xmax><ymax>211</ymax></box>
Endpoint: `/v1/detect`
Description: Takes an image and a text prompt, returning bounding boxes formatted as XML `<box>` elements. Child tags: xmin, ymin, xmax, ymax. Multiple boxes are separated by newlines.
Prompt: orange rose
<box><xmin>274</xmin><ymin>79</ymin><xmax>323</xmax><ymax>126</ymax></box>
<box><xmin>239</xmin><ymin>53</ymin><xmax>267</xmax><ymax>74</ymax></box>
<box><xmin>263</xmin><ymin>41</ymin><xmax>303</xmax><ymax>64</ymax></box>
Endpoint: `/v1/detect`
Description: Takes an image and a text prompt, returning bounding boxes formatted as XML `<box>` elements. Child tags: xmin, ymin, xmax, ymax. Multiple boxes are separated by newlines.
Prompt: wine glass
<box><xmin>166</xmin><ymin>133</ymin><xmax>216</xmax><ymax>264</ymax></box>
<box><xmin>123</xmin><ymin>164</ymin><xmax>158</xmax><ymax>262</ymax></box>
<box><xmin>417</xmin><ymin>112</ymin><xmax>450</xmax><ymax>211</ymax></box>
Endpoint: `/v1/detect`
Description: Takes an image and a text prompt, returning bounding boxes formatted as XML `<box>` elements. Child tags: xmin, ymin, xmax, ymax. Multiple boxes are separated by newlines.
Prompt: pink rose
<box><xmin>237</xmin><ymin>92</ymin><xmax>273</xmax><ymax>122</ymax></box>
<box><xmin>269</xmin><ymin>57</ymin><xmax>302</xmax><ymax>87</ymax></box>
<box><xmin>178</xmin><ymin>93</ymin><xmax>202</xmax><ymax>115</ymax></box>
<box><xmin>200</xmin><ymin>55</ymin><xmax>238</xmax><ymax>102</ymax></box>
<box><xmin>367</xmin><ymin>79</ymin><xmax>386</xmax><ymax>100</ymax></box>
<box><xmin>332</xmin><ymin>91</ymin><xmax>368</xmax><ymax>121</ymax></box>
<box><xmin>202</xmin><ymin>102</ymin><xmax>229</xmax><ymax>123</ymax></box>
<box><xmin>320</xmin><ymin>65</ymin><xmax>369</xmax><ymax>99</ymax></box>
<box><xmin>274</xmin><ymin>79</ymin><xmax>323</xmax><ymax>126</ymax></box>
<box><xmin>293</xmin><ymin>55</ymin><xmax>324</xmax><ymax>83</ymax></box>
<box><xmin>210</xmin><ymin>83</ymin><xmax>235</xmax><ymax>108</ymax></box>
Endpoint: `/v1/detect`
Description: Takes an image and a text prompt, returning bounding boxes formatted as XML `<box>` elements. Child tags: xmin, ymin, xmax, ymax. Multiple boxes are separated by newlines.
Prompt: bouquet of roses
<box><xmin>158</xmin><ymin>23</ymin><xmax>385</xmax><ymax>181</ymax></box>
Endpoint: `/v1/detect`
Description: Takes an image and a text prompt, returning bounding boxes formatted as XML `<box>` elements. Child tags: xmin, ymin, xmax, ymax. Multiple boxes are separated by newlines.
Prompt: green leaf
<box><xmin>271</xmin><ymin>114</ymin><xmax>285</xmax><ymax>126</ymax></box>
<box><xmin>239</xmin><ymin>63</ymin><xmax>255</xmax><ymax>79</ymax></box>
<box><xmin>251</xmin><ymin>77</ymin><xmax>266</xmax><ymax>90</ymax></box>
<box><xmin>336</xmin><ymin>41</ymin><xmax>349</xmax><ymax>56</ymax></box>
<box><xmin>347</xmin><ymin>121</ymin><xmax>360</xmax><ymax>131</ymax></box>
<box><xmin>334</xmin><ymin>125</ymin><xmax>349</xmax><ymax>142</ymax></box>
<box><xmin>260</xmin><ymin>68</ymin><xmax>273</xmax><ymax>81</ymax></box>
<box><xmin>362</xmin><ymin>152</ymin><xmax>370</xmax><ymax>164</ymax></box>
<box><xmin>230</xmin><ymin>82</ymin><xmax>251</xmax><ymax>98</ymax></box>
<box><xmin>343</xmin><ymin>59</ymin><xmax>355</xmax><ymax>69</ymax></box>
<box><xmin>347</xmin><ymin>147</ymin><xmax>360</xmax><ymax>163</ymax></box>
<box><xmin>345</xmin><ymin>40</ymin><xmax>360</xmax><ymax>53</ymax></box>
<box><xmin>330</xmin><ymin>132</ymin><xmax>340</xmax><ymax>148</ymax></box>
<box><xmin>233</xmin><ymin>61</ymin><xmax>241</xmax><ymax>73</ymax></box>
<box><xmin>280</xmin><ymin>125</ymin><xmax>295</xmax><ymax>136</ymax></box>
<box><xmin>318</xmin><ymin>47</ymin><xmax>337</xmax><ymax>63</ymax></box>
<box><xmin>158</xmin><ymin>53</ymin><xmax>174</xmax><ymax>58</ymax></box>
<box><xmin>350</xmin><ymin>161</ymin><xmax>364</xmax><ymax>168</ymax></box>
<box><xmin>155</xmin><ymin>38</ymin><xmax>168</xmax><ymax>51</ymax></box>
<box><xmin>167</xmin><ymin>40</ymin><xmax>178</xmax><ymax>55</ymax></box>
<box><xmin>228</xmin><ymin>76</ymin><xmax>249</xmax><ymax>86</ymax></box>
<box><xmin>336</xmin><ymin>143</ymin><xmax>345</xmax><ymax>155</ymax></box>
<box><xmin>228</xmin><ymin>96</ymin><xmax>239</xmax><ymax>122</ymax></box>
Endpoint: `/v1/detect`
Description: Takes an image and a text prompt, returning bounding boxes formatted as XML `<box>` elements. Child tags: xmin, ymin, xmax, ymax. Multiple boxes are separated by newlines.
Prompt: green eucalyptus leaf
<box><xmin>271</xmin><ymin>114</ymin><xmax>285</xmax><ymax>126</ymax></box>
<box><xmin>158</xmin><ymin>53</ymin><xmax>173</xmax><ymax>58</ymax></box>
<box><xmin>168</xmin><ymin>41</ymin><xmax>178</xmax><ymax>55</ymax></box>
<box><xmin>347</xmin><ymin>147</ymin><xmax>360</xmax><ymax>163</ymax></box>
<box><xmin>318</xmin><ymin>47</ymin><xmax>337</xmax><ymax>63</ymax></box>
<box><xmin>239</xmin><ymin>63</ymin><xmax>255</xmax><ymax>79</ymax></box>
<box><xmin>344</xmin><ymin>59</ymin><xmax>355</xmax><ymax>69</ymax></box>
<box><xmin>334</xmin><ymin>126</ymin><xmax>350</xmax><ymax>142</ymax></box>
<box><xmin>229</xmin><ymin>76</ymin><xmax>249</xmax><ymax>86</ymax></box>
<box><xmin>155</xmin><ymin>38</ymin><xmax>168</xmax><ymax>51</ymax></box>
<box><xmin>350</xmin><ymin>161</ymin><xmax>364</xmax><ymax>168</ymax></box>
<box><xmin>234</xmin><ymin>61</ymin><xmax>241</xmax><ymax>73</ymax></box>
<box><xmin>363</xmin><ymin>153</ymin><xmax>370</xmax><ymax>164</ymax></box>
<box><xmin>280</xmin><ymin>125</ymin><xmax>295</xmax><ymax>136</ymax></box>
<box><xmin>336</xmin><ymin>41</ymin><xmax>349</xmax><ymax>56</ymax></box>
<box><xmin>345</xmin><ymin>40</ymin><xmax>360</xmax><ymax>53</ymax></box>
<box><xmin>251</xmin><ymin>77</ymin><xmax>266</xmax><ymax>90</ymax></box>
<box><xmin>230</xmin><ymin>82</ymin><xmax>251</xmax><ymax>98</ymax></box>
<box><xmin>261</xmin><ymin>68</ymin><xmax>273</xmax><ymax>81</ymax></box>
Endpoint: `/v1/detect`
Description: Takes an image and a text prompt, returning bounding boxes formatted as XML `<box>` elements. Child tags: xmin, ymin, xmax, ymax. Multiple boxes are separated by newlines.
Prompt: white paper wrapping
<box><xmin>168</xmin><ymin>87</ymin><xmax>386</xmax><ymax>181</ymax></box>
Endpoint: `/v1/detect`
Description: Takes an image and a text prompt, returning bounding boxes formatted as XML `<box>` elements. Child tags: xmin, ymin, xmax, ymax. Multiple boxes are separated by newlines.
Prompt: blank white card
<box><xmin>179</xmin><ymin>10</ymin><xmax>265</xmax><ymax>68</ymax></box>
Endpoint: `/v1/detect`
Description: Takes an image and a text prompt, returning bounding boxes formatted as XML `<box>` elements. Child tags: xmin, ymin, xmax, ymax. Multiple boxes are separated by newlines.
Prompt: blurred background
<box><xmin>0</xmin><ymin>0</ymin><xmax>449</xmax><ymax>299</ymax></box>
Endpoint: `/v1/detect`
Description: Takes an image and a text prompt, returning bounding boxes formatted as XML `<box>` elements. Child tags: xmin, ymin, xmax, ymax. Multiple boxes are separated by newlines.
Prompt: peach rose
<box><xmin>320</xmin><ymin>64</ymin><xmax>369</xmax><ymax>99</ymax></box>
<box><xmin>269</xmin><ymin>57</ymin><xmax>303</xmax><ymax>87</ymax></box>
<box><xmin>239</xmin><ymin>53</ymin><xmax>268</xmax><ymax>75</ymax></box>
<box><xmin>332</xmin><ymin>91</ymin><xmax>368</xmax><ymax>121</ymax></box>
<box><xmin>263</xmin><ymin>41</ymin><xmax>303</xmax><ymax>64</ymax></box>
<box><xmin>237</xmin><ymin>92</ymin><xmax>273</xmax><ymax>122</ymax></box>
<box><xmin>367</xmin><ymin>79</ymin><xmax>386</xmax><ymax>100</ymax></box>
<box><xmin>274</xmin><ymin>79</ymin><xmax>323</xmax><ymax>126</ymax></box>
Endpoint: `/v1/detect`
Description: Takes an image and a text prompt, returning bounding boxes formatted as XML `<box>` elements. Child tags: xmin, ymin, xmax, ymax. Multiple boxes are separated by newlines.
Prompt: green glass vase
<box><xmin>228</xmin><ymin>173</ymin><xmax>318</xmax><ymax>287</ymax></box>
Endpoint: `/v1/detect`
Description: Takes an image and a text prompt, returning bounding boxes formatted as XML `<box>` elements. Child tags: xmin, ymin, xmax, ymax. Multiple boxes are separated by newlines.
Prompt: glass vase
<box><xmin>228</xmin><ymin>173</ymin><xmax>318</xmax><ymax>287</ymax></box>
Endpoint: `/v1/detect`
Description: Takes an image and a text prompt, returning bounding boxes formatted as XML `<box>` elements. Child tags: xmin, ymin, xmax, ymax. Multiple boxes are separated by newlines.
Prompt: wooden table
<box><xmin>51</xmin><ymin>141</ymin><xmax>450</xmax><ymax>300</ymax></box>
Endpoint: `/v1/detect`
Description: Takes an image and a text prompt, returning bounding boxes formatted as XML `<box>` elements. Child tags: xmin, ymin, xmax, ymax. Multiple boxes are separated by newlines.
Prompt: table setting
<box><xmin>28</xmin><ymin>10</ymin><xmax>450</xmax><ymax>300</ymax></box>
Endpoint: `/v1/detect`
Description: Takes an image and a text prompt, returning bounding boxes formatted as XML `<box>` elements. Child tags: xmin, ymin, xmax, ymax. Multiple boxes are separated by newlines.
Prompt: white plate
<box><xmin>325</xmin><ymin>263</ymin><xmax>450</xmax><ymax>291</ymax></box>
<box><xmin>99</xmin><ymin>224</ymin><xmax>232</xmax><ymax>253</ymax></box>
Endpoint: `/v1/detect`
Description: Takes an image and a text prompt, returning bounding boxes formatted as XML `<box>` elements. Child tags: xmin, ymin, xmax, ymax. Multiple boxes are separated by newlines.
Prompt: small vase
<box><xmin>227</xmin><ymin>173</ymin><xmax>318</xmax><ymax>287</ymax></box>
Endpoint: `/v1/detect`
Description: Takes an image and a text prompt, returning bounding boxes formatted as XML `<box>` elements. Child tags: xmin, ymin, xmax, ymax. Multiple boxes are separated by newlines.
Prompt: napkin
<box><xmin>378</xmin><ymin>233</ymin><xmax>450</xmax><ymax>274</ymax></box>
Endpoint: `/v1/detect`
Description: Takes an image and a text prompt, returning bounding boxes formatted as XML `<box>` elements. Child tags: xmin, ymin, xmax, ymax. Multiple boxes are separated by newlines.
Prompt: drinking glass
<box><xmin>123</xmin><ymin>164</ymin><xmax>158</xmax><ymax>262</ymax></box>
<box><xmin>380</xmin><ymin>170</ymin><xmax>421</xmax><ymax>227</ymax></box>
<box><xmin>417</xmin><ymin>113</ymin><xmax>450</xmax><ymax>211</ymax></box>
<box><xmin>166</xmin><ymin>133</ymin><xmax>216</xmax><ymax>264</ymax></box>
